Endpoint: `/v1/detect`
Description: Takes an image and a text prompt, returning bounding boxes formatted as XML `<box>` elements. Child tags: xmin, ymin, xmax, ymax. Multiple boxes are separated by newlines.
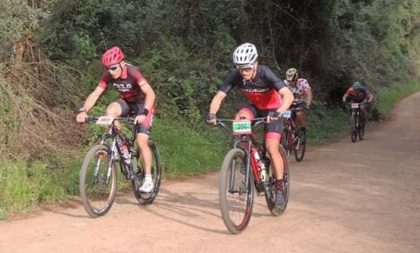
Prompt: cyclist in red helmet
<box><xmin>76</xmin><ymin>46</ymin><xmax>157</xmax><ymax>193</ymax></box>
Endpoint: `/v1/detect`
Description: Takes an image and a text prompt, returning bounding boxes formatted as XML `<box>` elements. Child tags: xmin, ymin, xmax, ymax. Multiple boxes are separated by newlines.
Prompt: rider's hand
<box><xmin>206</xmin><ymin>113</ymin><xmax>217</xmax><ymax>126</ymax></box>
<box><xmin>135</xmin><ymin>108</ymin><xmax>149</xmax><ymax>124</ymax></box>
<box><xmin>76</xmin><ymin>111</ymin><xmax>88</xmax><ymax>123</ymax></box>
<box><xmin>267</xmin><ymin>111</ymin><xmax>280</xmax><ymax>122</ymax></box>
<box><xmin>134</xmin><ymin>115</ymin><xmax>146</xmax><ymax>124</ymax></box>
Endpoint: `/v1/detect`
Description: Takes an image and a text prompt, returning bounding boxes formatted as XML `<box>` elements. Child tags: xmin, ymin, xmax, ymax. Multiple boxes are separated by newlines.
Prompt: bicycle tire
<box><xmin>294</xmin><ymin>128</ymin><xmax>306</xmax><ymax>162</ymax></box>
<box><xmin>79</xmin><ymin>144</ymin><xmax>117</xmax><ymax>218</ymax></box>
<box><xmin>351</xmin><ymin>112</ymin><xmax>357</xmax><ymax>142</ymax></box>
<box><xmin>281</xmin><ymin>128</ymin><xmax>292</xmax><ymax>157</ymax></box>
<box><xmin>264</xmin><ymin>145</ymin><xmax>290</xmax><ymax>216</ymax></box>
<box><xmin>359</xmin><ymin>116</ymin><xmax>365</xmax><ymax>140</ymax></box>
<box><xmin>219</xmin><ymin>148</ymin><xmax>254</xmax><ymax>234</ymax></box>
<box><xmin>131</xmin><ymin>141</ymin><xmax>162</xmax><ymax>205</ymax></box>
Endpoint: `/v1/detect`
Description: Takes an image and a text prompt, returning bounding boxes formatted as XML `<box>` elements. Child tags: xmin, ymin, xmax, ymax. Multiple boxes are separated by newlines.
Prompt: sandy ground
<box><xmin>1</xmin><ymin>92</ymin><xmax>419</xmax><ymax>253</ymax></box>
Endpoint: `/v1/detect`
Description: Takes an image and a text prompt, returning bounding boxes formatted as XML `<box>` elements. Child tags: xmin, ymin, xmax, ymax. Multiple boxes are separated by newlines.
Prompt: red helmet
<box><xmin>101</xmin><ymin>46</ymin><xmax>125</xmax><ymax>68</ymax></box>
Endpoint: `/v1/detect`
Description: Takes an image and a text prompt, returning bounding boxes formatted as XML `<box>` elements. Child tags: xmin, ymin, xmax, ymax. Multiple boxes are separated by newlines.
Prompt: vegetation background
<box><xmin>0</xmin><ymin>0</ymin><xmax>419</xmax><ymax>219</ymax></box>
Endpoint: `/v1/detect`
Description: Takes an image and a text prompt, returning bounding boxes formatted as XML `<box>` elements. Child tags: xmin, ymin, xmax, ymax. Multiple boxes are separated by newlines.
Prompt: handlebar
<box><xmin>214</xmin><ymin>115</ymin><xmax>284</xmax><ymax>129</ymax></box>
<box><xmin>85</xmin><ymin>116</ymin><xmax>137</xmax><ymax>125</ymax></box>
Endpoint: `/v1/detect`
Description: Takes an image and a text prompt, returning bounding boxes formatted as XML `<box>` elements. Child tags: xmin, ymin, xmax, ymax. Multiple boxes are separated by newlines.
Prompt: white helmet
<box><xmin>232</xmin><ymin>43</ymin><xmax>258</xmax><ymax>66</ymax></box>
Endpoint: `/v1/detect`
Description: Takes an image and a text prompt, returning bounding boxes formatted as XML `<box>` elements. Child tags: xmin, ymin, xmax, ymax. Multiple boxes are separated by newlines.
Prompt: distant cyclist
<box><xmin>342</xmin><ymin>81</ymin><xmax>374</xmax><ymax>122</ymax></box>
<box><xmin>207</xmin><ymin>42</ymin><xmax>294</xmax><ymax>209</ymax></box>
<box><xmin>76</xmin><ymin>46</ymin><xmax>156</xmax><ymax>193</ymax></box>
<box><xmin>283</xmin><ymin>68</ymin><xmax>313</xmax><ymax>131</ymax></box>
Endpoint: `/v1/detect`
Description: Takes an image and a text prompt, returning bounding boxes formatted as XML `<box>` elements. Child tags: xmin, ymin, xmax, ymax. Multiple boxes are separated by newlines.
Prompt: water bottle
<box><xmin>120</xmin><ymin>143</ymin><xmax>131</xmax><ymax>164</ymax></box>
<box><xmin>252</xmin><ymin>147</ymin><xmax>267</xmax><ymax>181</ymax></box>
<box><xmin>260</xmin><ymin>159</ymin><xmax>267</xmax><ymax>182</ymax></box>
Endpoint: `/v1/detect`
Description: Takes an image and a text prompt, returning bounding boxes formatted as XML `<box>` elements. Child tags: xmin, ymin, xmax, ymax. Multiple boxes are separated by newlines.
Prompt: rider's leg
<box><xmin>265</xmin><ymin>136</ymin><xmax>284</xmax><ymax>181</ymax></box>
<box><xmin>137</xmin><ymin>133</ymin><xmax>152</xmax><ymax>175</ymax></box>
<box><xmin>235</xmin><ymin>107</ymin><xmax>254</xmax><ymax>120</ymax></box>
<box><xmin>106</xmin><ymin>99</ymin><xmax>127</xmax><ymax>130</ymax></box>
<box><xmin>137</xmin><ymin>109</ymin><xmax>155</xmax><ymax>192</ymax></box>
<box><xmin>295</xmin><ymin>111</ymin><xmax>305</xmax><ymax>131</ymax></box>
<box><xmin>265</xmin><ymin>134</ymin><xmax>286</xmax><ymax>208</ymax></box>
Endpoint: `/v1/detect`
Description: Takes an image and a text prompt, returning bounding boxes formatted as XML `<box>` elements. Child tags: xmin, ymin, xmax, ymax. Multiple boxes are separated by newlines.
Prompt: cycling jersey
<box><xmin>283</xmin><ymin>78</ymin><xmax>311</xmax><ymax>101</ymax></box>
<box><xmin>219</xmin><ymin>65</ymin><xmax>286</xmax><ymax>110</ymax></box>
<box><xmin>98</xmin><ymin>64</ymin><xmax>147</xmax><ymax>103</ymax></box>
<box><xmin>345</xmin><ymin>87</ymin><xmax>371</xmax><ymax>103</ymax></box>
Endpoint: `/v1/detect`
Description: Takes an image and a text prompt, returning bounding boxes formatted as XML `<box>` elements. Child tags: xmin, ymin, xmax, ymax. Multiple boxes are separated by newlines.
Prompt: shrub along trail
<box><xmin>0</xmin><ymin>92</ymin><xmax>419</xmax><ymax>253</ymax></box>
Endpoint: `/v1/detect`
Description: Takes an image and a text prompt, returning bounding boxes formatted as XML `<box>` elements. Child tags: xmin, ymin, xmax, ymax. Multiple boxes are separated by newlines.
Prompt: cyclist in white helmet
<box><xmin>207</xmin><ymin>42</ymin><xmax>294</xmax><ymax>210</ymax></box>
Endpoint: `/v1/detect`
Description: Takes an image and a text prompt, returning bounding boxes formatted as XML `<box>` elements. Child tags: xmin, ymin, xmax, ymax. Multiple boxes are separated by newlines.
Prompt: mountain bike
<box><xmin>215</xmin><ymin>117</ymin><xmax>290</xmax><ymax>234</ymax></box>
<box><xmin>280</xmin><ymin>108</ymin><xmax>306</xmax><ymax>162</ymax></box>
<box><xmin>347</xmin><ymin>102</ymin><xmax>366</xmax><ymax>142</ymax></box>
<box><xmin>79</xmin><ymin>116</ymin><xmax>162</xmax><ymax>218</ymax></box>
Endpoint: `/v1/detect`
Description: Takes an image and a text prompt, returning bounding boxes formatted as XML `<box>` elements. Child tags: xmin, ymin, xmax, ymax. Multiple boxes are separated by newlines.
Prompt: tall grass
<box><xmin>306</xmin><ymin>102</ymin><xmax>349</xmax><ymax>145</ymax></box>
<box><xmin>151</xmin><ymin>119</ymin><xmax>228</xmax><ymax>178</ymax></box>
<box><xmin>376</xmin><ymin>81</ymin><xmax>420</xmax><ymax>116</ymax></box>
<box><xmin>0</xmin><ymin>159</ymin><xmax>66</xmax><ymax>219</ymax></box>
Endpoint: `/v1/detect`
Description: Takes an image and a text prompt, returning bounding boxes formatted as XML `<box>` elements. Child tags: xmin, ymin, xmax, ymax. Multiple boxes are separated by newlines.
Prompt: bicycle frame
<box><xmin>88</xmin><ymin>116</ymin><xmax>137</xmax><ymax>182</ymax></box>
<box><xmin>219</xmin><ymin>118</ymin><xmax>269</xmax><ymax>191</ymax></box>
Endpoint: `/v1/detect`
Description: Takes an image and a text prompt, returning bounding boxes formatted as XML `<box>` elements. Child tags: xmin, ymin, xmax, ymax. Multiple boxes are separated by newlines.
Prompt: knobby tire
<box><xmin>264</xmin><ymin>145</ymin><xmax>290</xmax><ymax>216</ymax></box>
<box><xmin>79</xmin><ymin>144</ymin><xmax>117</xmax><ymax>218</ymax></box>
<box><xmin>219</xmin><ymin>148</ymin><xmax>254</xmax><ymax>234</ymax></box>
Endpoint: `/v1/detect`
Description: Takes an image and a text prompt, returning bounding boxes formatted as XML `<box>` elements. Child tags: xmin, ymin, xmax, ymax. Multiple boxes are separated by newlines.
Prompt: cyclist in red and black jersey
<box><xmin>76</xmin><ymin>46</ymin><xmax>156</xmax><ymax>193</ymax></box>
<box><xmin>342</xmin><ymin>81</ymin><xmax>374</xmax><ymax>126</ymax></box>
<box><xmin>207</xmin><ymin>42</ymin><xmax>294</xmax><ymax>209</ymax></box>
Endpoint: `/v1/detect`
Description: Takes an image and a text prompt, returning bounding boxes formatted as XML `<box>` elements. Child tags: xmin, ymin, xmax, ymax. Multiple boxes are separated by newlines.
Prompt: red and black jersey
<box><xmin>219</xmin><ymin>65</ymin><xmax>286</xmax><ymax>110</ymax></box>
<box><xmin>345</xmin><ymin>87</ymin><xmax>371</xmax><ymax>103</ymax></box>
<box><xmin>97</xmin><ymin>64</ymin><xmax>147</xmax><ymax>103</ymax></box>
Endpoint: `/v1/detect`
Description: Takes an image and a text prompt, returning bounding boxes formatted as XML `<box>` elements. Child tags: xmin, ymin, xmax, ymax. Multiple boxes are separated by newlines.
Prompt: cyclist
<box><xmin>342</xmin><ymin>81</ymin><xmax>374</xmax><ymax>123</ymax></box>
<box><xmin>284</xmin><ymin>68</ymin><xmax>313</xmax><ymax>131</ymax></box>
<box><xmin>76</xmin><ymin>46</ymin><xmax>156</xmax><ymax>193</ymax></box>
<box><xmin>207</xmin><ymin>42</ymin><xmax>294</xmax><ymax>209</ymax></box>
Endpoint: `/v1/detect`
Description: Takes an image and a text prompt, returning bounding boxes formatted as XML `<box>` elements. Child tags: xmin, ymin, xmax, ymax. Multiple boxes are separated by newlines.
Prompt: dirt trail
<box><xmin>1</xmin><ymin>92</ymin><xmax>419</xmax><ymax>253</ymax></box>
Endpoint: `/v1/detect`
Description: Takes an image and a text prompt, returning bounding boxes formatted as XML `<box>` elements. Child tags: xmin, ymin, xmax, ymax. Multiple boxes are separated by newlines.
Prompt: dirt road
<box><xmin>1</xmin><ymin>92</ymin><xmax>419</xmax><ymax>253</ymax></box>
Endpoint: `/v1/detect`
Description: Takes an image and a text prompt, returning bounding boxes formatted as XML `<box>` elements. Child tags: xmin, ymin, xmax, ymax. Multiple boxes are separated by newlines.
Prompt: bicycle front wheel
<box><xmin>219</xmin><ymin>148</ymin><xmax>254</xmax><ymax>234</ymax></box>
<box><xmin>131</xmin><ymin>141</ymin><xmax>162</xmax><ymax>205</ymax></box>
<box><xmin>79</xmin><ymin>144</ymin><xmax>117</xmax><ymax>218</ymax></box>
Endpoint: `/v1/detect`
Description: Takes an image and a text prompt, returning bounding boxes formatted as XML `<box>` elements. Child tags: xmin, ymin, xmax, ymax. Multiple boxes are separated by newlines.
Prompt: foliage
<box><xmin>0</xmin><ymin>0</ymin><xmax>420</xmax><ymax>218</ymax></box>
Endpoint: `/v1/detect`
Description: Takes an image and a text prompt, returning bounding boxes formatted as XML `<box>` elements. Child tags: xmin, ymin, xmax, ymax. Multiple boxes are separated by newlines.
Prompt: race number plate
<box><xmin>232</xmin><ymin>120</ymin><xmax>252</xmax><ymax>135</ymax></box>
<box><xmin>351</xmin><ymin>103</ymin><xmax>359</xmax><ymax>109</ymax></box>
<box><xmin>96</xmin><ymin>116</ymin><xmax>114</xmax><ymax>126</ymax></box>
<box><xmin>282</xmin><ymin>110</ymin><xmax>292</xmax><ymax>119</ymax></box>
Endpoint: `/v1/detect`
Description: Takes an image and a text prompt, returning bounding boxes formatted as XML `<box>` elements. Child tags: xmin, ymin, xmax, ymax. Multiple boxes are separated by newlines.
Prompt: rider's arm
<box><xmin>305</xmin><ymin>87</ymin><xmax>313</xmax><ymax>106</ymax></box>
<box><xmin>277</xmin><ymin>87</ymin><xmax>294</xmax><ymax>114</ymax></box>
<box><xmin>209</xmin><ymin>91</ymin><xmax>227</xmax><ymax>114</ymax></box>
<box><xmin>80</xmin><ymin>86</ymin><xmax>105</xmax><ymax>112</ymax></box>
<box><xmin>342</xmin><ymin>93</ymin><xmax>348</xmax><ymax>103</ymax></box>
<box><xmin>366</xmin><ymin>91</ymin><xmax>374</xmax><ymax>103</ymax></box>
<box><xmin>139</xmin><ymin>80</ymin><xmax>156</xmax><ymax>113</ymax></box>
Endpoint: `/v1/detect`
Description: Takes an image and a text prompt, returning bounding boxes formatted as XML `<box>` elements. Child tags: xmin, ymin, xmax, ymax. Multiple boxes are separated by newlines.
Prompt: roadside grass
<box><xmin>376</xmin><ymin>80</ymin><xmax>420</xmax><ymax>117</ymax></box>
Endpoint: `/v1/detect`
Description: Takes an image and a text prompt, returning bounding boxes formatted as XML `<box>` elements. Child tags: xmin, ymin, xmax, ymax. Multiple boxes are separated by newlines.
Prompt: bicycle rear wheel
<box><xmin>358</xmin><ymin>116</ymin><xmax>365</xmax><ymax>140</ymax></box>
<box><xmin>264</xmin><ymin>146</ymin><xmax>290</xmax><ymax>216</ymax></box>
<box><xmin>281</xmin><ymin>128</ymin><xmax>292</xmax><ymax>157</ymax></box>
<box><xmin>219</xmin><ymin>148</ymin><xmax>254</xmax><ymax>234</ymax></box>
<box><xmin>131</xmin><ymin>141</ymin><xmax>162</xmax><ymax>205</ymax></box>
<box><xmin>294</xmin><ymin>128</ymin><xmax>306</xmax><ymax>162</ymax></box>
<box><xmin>79</xmin><ymin>144</ymin><xmax>117</xmax><ymax>218</ymax></box>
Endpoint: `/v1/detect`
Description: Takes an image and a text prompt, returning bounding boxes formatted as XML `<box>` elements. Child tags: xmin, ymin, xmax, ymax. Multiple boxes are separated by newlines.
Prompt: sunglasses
<box><xmin>238</xmin><ymin>67</ymin><xmax>254</xmax><ymax>73</ymax></box>
<box><xmin>108</xmin><ymin>65</ymin><xmax>119</xmax><ymax>72</ymax></box>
